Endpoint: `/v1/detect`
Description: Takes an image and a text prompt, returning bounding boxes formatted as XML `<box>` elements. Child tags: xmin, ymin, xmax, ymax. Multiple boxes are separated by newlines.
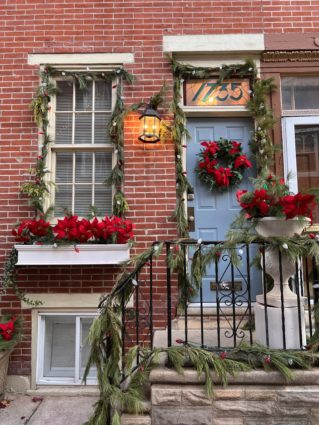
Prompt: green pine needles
<box><xmin>24</xmin><ymin>65</ymin><xmax>134</xmax><ymax>218</ymax></box>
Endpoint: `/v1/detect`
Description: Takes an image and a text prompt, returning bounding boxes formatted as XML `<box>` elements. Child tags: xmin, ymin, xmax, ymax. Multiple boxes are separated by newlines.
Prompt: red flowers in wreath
<box><xmin>196</xmin><ymin>138</ymin><xmax>252</xmax><ymax>191</ymax></box>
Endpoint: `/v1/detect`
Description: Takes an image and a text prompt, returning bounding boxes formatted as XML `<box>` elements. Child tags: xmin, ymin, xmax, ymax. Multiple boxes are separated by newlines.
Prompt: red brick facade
<box><xmin>1</xmin><ymin>0</ymin><xmax>319</xmax><ymax>376</ymax></box>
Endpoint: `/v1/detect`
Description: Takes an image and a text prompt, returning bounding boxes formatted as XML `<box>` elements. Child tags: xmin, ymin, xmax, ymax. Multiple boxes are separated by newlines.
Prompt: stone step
<box><xmin>121</xmin><ymin>414</ymin><xmax>151</xmax><ymax>425</ymax></box>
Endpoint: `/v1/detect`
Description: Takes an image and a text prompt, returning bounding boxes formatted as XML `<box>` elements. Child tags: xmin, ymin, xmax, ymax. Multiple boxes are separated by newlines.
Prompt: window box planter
<box><xmin>14</xmin><ymin>244</ymin><xmax>130</xmax><ymax>266</ymax></box>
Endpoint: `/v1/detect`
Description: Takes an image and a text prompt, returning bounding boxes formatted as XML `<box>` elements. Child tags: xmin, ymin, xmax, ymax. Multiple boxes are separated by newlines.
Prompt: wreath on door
<box><xmin>196</xmin><ymin>138</ymin><xmax>252</xmax><ymax>191</ymax></box>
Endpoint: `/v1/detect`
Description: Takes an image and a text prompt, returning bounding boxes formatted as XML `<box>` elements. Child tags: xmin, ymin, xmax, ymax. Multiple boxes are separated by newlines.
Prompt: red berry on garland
<box><xmin>176</xmin><ymin>339</ymin><xmax>184</xmax><ymax>344</ymax></box>
<box><xmin>309</xmin><ymin>233</ymin><xmax>316</xmax><ymax>239</ymax></box>
<box><xmin>219</xmin><ymin>351</ymin><xmax>227</xmax><ymax>360</ymax></box>
<box><xmin>264</xmin><ymin>355</ymin><xmax>271</xmax><ymax>365</ymax></box>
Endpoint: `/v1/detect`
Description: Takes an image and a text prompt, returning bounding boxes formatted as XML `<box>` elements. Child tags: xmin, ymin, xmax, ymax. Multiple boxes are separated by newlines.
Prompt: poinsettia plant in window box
<box><xmin>13</xmin><ymin>215</ymin><xmax>134</xmax><ymax>265</ymax></box>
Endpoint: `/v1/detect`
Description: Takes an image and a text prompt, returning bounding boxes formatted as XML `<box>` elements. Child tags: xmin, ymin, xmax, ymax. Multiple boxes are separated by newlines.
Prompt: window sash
<box><xmin>46</xmin><ymin>77</ymin><xmax>115</xmax><ymax>217</ymax></box>
<box><xmin>37</xmin><ymin>313</ymin><xmax>98</xmax><ymax>385</ymax></box>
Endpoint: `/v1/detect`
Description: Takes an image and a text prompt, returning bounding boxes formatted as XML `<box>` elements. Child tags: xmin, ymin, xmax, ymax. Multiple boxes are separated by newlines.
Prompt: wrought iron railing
<box><xmin>111</xmin><ymin>240</ymin><xmax>319</xmax><ymax>375</ymax></box>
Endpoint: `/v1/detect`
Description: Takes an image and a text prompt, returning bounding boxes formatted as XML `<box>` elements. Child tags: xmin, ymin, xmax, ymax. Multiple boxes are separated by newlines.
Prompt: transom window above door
<box><xmin>48</xmin><ymin>79</ymin><xmax>114</xmax><ymax>218</ymax></box>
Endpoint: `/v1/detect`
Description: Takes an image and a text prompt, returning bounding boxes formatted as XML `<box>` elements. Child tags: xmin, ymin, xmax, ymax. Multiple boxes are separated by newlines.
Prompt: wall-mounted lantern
<box><xmin>138</xmin><ymin>105</ymin><xmax>161</xmax><ymax>144</ymax></box>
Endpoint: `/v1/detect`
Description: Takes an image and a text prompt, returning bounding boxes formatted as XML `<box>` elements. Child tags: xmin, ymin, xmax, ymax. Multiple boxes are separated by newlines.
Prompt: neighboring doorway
<box><xmin>186</xmin><ymin>117</ymin><xmax>260</xmax><ymax>302</ymax></box>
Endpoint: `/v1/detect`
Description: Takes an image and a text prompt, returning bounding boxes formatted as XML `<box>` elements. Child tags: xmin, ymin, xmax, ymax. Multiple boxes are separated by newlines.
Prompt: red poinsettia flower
<box><xmin>53</xmin><ymin>215</ymin><xmax>79</xmax><ymax>240</ymax></box>
<box><xmin>229</xmin><ymin>141</ymin><xmax>242</xmax><ymax>155</ymax></box>
<box><xmin>279</xmin><ymin>193</ymin><xmax>316</xmax><ymax>221</ymax></box>
<box><xmin>236</xmin><ymin>189</ymin><xmax>248</xmax><ymax>205</ymax></box>
<box><xmin>200</xmin><ymin>141</ymin><xmax>219</xmax><ymax>156</ymax></box>
<box><xmin>233</xmin><ymin>155</ymin><xmax>252</xmax><ymax>169</ymax></box>
<box><xmin>71</xmin><ymin>218</ymin><xmax>93</xmax><ymax>242</ymax></box>
<box><xmin>213</xmin><ymin>167</ymin><xmax>233</xmax><ymax>187</ymax></box>
<box><xmin>0</xmin><ymin>318</ymin><xmax>16</xmax><ymax>341</ymax></box>
<box><xmin>12</xmin><ymin>221</ymin><xmax>32</xmax><ymax>243</ymax></box>
<box><xmin>28</xmin><ymin>218</ymin><xmax>51</xmax><ymax>237</ymax></box>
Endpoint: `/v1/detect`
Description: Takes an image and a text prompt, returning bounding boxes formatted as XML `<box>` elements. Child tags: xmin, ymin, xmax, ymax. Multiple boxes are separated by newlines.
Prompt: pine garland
<box><xmin>169</xmin><ymin>57</ymin><xmax>277</xmax><ymax>237</ymax></box>
<box><xmin>1</xmin><ymin>248</ymin><xmax>42</xmax><ymax>307</ymax></box>
<box><xmin>84</xmin><ymin>239</ymin><xmax>319</xmax><ymax>425</ymax></box>
<box><xmin>23</xmin><ymin>66</ymin><xmax>134</xmax><ymax>218</ymax></box>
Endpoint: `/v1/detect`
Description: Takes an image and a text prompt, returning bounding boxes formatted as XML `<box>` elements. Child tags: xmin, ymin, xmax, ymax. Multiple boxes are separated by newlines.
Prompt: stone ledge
<box><xmin>150</xmin><ymin>367</ymin><xmax>319</xmax><ymax>386</ymax></box>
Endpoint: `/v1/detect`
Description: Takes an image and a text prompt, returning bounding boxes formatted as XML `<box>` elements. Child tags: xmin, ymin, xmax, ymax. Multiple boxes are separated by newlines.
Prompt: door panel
<box><xmin>186</xmin><ymin>117</ymin><xmax>260</xmax><ymax>302</ymax></box>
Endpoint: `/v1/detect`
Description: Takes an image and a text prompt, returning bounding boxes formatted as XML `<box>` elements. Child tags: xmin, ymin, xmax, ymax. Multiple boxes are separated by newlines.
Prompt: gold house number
<box><xmin>184</xmin><ymin>79</ymin><xmax>251</xmax><ymax>107</ymax></box>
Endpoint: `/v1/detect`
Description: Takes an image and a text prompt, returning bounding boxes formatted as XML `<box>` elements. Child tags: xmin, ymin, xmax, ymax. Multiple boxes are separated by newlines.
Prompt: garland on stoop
<box><xmin>84</xmin><ymin>242</ymin><xmax>318</xmax><ymax>425</ymax></box>
<box><xmin>1</xmin><ymin>66</ymin><xmax>134</xmax><ymax>307</ymax></box>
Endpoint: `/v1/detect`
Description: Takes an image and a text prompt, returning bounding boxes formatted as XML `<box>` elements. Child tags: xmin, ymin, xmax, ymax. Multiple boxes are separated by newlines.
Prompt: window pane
<box><xmin>80</xmin><ymin>318</ymin><xmax>97</xmax><ymax>379</ymax></box>
<box><xmin>55</xmin><ymin>152</ymin><xmax>73</xmax><ymax>183</ymax></box>
<box><xmin>55</xmin><ymin>185</ymin><xmax>72</xmax><ymax>216</ymax></box>
<box><xmin>95</xmin><ymin>81</ymin><xmax>112</xmax><ymax>110</ymax></box>
<box><xmin>95</xmin><ymin>152</ymin><xmax>112</xmax><ymax>182</ymax></box>
<box><xmin>74</xmin><ymin>185</ymin><xmax>92</xmax><ymax>216</ymax></box>
<box><xmin>74</xmin><ymin>113</ymin><xmax>92</xmax><ymax>144</ymax></box>
<box><xmin>55</xmin><ymin>113</ymin><xmax>73</xmax><ymax>144</ymax></box>
<box><xmin>94</xmin><ymin>112</ymin><xmax>112</xmax><ymax>144</ymax></box>
<box><xmin>94</xmin><ymin>185</ymin><xmax>112</xmax><ymax>216</ymax></box>
<box><xmin>282</xmin><ymin>77</ymin><xmax>319</xmax><ymax>110</ymax></box>
<box><xmin>75</xmin><ymin>81</ymin><xmax>93</xmax><ymax>111</ymax></box>
<box><xmin>56</xmin><ymin>81</ymin><xmax>73</xmax><ymax>111</ymax></box>
<box><xmin>295</xmin><ymin>125</ymin><xmax>319</xmax><ymax>222</ymax></box>
<box><xmin>43</xmin><ymin>316</ymin><xmax>75</xmax><ymax>378</ymax></box>
<box><xmin>75</xmin><ymin>152</ymin><xmax>92</xmax><ymax>183</ymax></box>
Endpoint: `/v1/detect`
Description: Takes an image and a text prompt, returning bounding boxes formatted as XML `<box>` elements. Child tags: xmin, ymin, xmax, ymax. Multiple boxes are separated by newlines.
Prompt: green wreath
<box><xmin>196</xmin><ymin>138</ymin><xmax>252</xmax><ymax>191</ymax></box>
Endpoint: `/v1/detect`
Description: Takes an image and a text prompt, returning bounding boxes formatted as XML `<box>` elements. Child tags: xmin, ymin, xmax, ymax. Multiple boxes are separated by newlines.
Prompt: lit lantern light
<box><xmin>138</xmin><ymin>106</ymin><xmax>161</xmax><ymax>143</ymax></box>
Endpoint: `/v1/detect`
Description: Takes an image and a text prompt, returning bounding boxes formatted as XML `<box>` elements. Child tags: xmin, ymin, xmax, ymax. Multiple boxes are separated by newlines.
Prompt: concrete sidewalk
<box><xmin>0</xmin><ymin>395</ymin><xmax>97</xmax><ymax>425</ymax></box>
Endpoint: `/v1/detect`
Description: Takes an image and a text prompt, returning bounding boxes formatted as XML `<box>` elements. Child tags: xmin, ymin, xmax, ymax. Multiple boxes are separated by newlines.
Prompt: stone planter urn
<box><xmin>254</xmin><ymin>217</ymin><xmax>310</xmax><ymax>349</ymax></box>
<box><xmin>255</xmin><ymin>217</ymin><xmax>310</xmax><ymax>307</ymax></box>
<box><xmin>0</xmin><ymin>350</ymin><xmax>11</xmax><ymax>396</ymax></box>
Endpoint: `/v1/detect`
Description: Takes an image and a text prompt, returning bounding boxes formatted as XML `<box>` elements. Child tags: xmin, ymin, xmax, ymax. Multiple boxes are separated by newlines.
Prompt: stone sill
<box><xmin>150</xmin><ymin>367</ymin><xmax>319</xmax><ymax>386</ymax></box>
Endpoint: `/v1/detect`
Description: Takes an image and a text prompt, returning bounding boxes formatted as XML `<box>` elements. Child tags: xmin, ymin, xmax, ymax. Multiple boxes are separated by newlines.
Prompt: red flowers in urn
<box><xmin>196</xmin><ymin>138</ymin><xmax>252</xmax><ymax>191</ymax></box>
<box><xmin>12</xmin><ymin>215</ymin><xmax>134</xmax><ymax>245</ymax></box>
<box><xmin>236</xmin><ymin>174</ymin><xmax>316</xmax><ymax>222</ymax></box>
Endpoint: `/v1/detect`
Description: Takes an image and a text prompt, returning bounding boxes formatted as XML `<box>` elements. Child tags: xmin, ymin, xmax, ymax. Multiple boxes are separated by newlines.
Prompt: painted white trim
<box><xmin>28</xmin><ymin>53</ymin><xmax>134</xmax><ymax>66</ymax></box>
<box><xmin>36</xmin><ymin>312</ymin><xmax>98</xmax><ymax>385</ymax></box>
<box><xmin>282</xmin><ymin>116</ymin><xmax>319</xmax><ymax>194</ymax></box>
<box><xmin>22</xmin><ymin>294</ymin><xmax>103</xmax><ymax>310</ymax></box>
<box><xmin>163</xmin><ymin>34</ymin><xmax>264</xmax><ymax>54</ymax></box>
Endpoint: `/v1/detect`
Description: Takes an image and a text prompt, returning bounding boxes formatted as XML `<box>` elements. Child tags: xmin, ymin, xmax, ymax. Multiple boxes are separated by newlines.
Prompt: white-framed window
<box><xmin>36</xmin><ymin>312</ymin><xmax>98</xmax><ymax>385</ymax></box>
<box><xmin>282</xmin><ymin>116</ymin><xmax>319</xmax><ymax>223</ymax></box>
<box><xmin>47</xmin><ymin>78</ymin><xmax>115</xmax><ymax>217</ymax></box>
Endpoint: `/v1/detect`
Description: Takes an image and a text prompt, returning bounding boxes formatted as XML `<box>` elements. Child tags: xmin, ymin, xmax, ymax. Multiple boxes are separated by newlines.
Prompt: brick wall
<box><xmin>1</xmin><ymin>0</ymin><xmax>319</xmax><ymax>375</ymax></box>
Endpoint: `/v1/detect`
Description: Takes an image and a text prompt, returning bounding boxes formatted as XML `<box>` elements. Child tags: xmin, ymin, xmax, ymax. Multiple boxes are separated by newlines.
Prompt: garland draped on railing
<box><xmin>84</xmin><ymin>240</ymin><xmax>318</xmax><ymax>425</ymax></box>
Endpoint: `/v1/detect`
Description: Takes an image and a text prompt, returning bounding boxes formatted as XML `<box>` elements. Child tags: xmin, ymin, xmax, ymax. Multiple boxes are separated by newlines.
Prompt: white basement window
<box><xmin>49</xmin><ymin>79</ymin><xmax>114</xmax><ymax>217</ymax></box>
<box><xmin>37</xmin><ymin>313</ymin><xmax>97</xmax><ymax>385</ymax></box>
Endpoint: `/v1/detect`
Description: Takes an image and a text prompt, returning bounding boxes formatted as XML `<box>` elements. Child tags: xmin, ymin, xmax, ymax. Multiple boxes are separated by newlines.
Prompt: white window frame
<box><xmin>44</xmin><ymin>75</ymin><xmax>118</xmax><ymax>218</ymax></box>
<box><xmin>282</xmin><ymin>116</ymin><xmax>319</xmax><ymax>194</ymax></box>
<box><xmin>36</xmin><ymin>312</ymin><xmax>98</xmax><ymax>386</ymax></box>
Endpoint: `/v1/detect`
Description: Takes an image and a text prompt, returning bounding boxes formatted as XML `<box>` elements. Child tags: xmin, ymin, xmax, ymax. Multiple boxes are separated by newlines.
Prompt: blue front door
<box><xmin>187</xmin><ymin>117</ymin><xmax>261</xmax><ymax>302</ymax></box>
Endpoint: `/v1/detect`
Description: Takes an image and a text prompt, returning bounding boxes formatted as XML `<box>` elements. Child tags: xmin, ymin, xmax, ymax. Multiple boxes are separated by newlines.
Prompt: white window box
<box><xmin>14</xmin><ymin>244</ymin><xmax>130</xmax><ymax>266</ymax></box>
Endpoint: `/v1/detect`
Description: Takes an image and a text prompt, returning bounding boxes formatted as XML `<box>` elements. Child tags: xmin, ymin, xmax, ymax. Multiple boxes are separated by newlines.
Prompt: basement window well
<box><xmin>36</xmin><ymin>313</ymin><xmax>97</xmax><ymax>385</ymax></box>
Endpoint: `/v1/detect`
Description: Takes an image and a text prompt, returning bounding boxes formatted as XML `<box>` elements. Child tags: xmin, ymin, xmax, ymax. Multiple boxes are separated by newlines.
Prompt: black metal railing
<box><xmin>116</xmin><ymin>240</ymin><xmax>319</xmax><ymax>374</ymax></box>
